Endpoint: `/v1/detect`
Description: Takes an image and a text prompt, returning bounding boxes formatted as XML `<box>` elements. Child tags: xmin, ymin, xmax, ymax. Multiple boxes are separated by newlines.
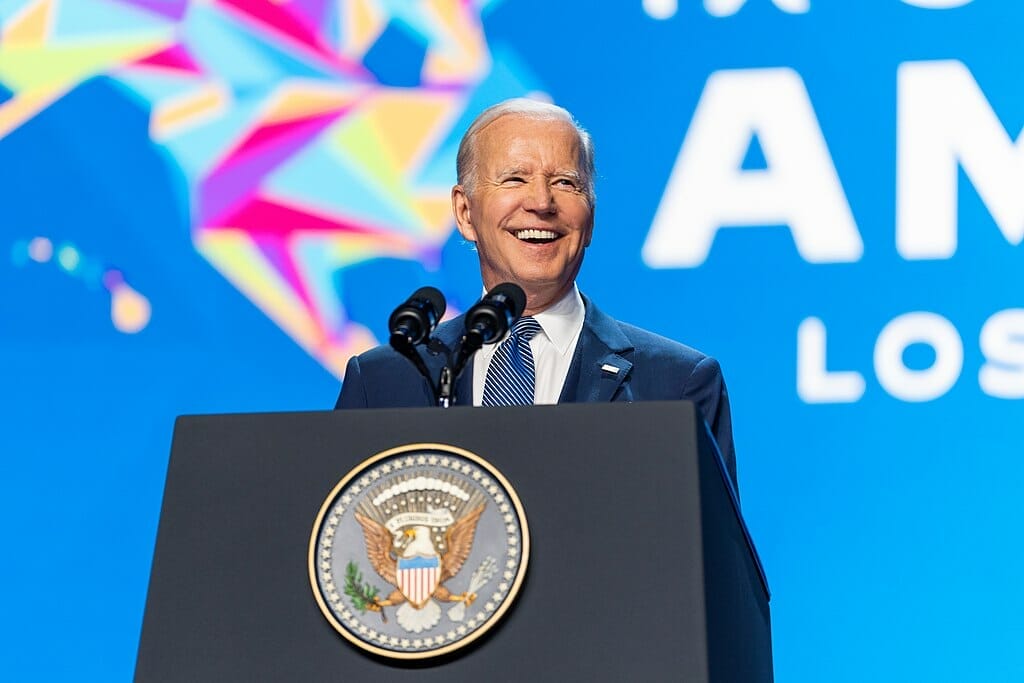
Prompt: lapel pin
<box><xmin>600</xmin><ymin>363</ymin><xmax>620</xmax><ymax>375</ymax></box>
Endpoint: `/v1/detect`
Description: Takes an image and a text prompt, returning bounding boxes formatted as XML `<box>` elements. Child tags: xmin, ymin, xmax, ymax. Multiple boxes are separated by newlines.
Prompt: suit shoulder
<box><xmin>614</xmin><ymin>320</ymin><xmax>716</xmax><ymax>370</ymax></box>
<box><xmin>347</xmin><ymin>343</ymin><xmax>437</xmax><ymax>386</ymax></box>
<box><xmin>353</xmin><ymin>342</ymin><xmax>407</xmax><ymax>366</ymax></box>
<box><xmin>348</xmin><ymin>314</ymin><xmax>464</xmax><ymax>376</ymax></box>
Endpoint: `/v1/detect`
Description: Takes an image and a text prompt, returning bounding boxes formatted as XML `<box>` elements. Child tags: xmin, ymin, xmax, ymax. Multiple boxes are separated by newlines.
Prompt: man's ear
<box><xmin>451</xmin><ymin>185</ymin><xmax>476</xmax><ymax>242</ymax></box>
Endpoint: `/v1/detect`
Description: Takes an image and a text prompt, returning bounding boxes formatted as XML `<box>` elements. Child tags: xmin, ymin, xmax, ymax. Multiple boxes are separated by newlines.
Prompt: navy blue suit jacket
<box><xmin>336</xmin><ymin>297</ymin><xmax>736</xmax><ymax>488</ymax></box>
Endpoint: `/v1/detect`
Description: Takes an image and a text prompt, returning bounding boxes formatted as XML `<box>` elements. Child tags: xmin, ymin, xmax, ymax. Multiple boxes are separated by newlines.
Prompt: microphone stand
<box><xmin>436</xmin><ymin>367</ymin><xmax>453</xmax><ymax>408</ymax></box>
<box><xmin>392</xmin><ymin>336</ymin><xmax>468</xmax><ymax>409</ymax></box>
<box><xmin>436</xmin><ymin>330</ymin><xmax>485</xmax><ymax>407</ymax></box>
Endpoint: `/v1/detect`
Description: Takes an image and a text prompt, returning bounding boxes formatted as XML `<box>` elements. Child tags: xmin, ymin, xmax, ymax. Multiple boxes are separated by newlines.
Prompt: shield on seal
<box><xmin>397</xmin><ymin>555</ymin><xmax>441</xmax><ymax>608</ymax></box>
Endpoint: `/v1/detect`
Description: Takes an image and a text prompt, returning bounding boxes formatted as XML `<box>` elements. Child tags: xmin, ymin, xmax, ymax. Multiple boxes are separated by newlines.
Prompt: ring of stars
<box><xmin>312</xmin><ymin>446</ymin><xmax>527</xmax><ymax>656</ymax></box>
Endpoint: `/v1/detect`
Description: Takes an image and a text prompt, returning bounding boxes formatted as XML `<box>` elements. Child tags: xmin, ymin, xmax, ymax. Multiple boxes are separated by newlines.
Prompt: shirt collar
<box><xmin>531</xmin><ymin>284</ymin><xmax>585</xmax><ymax>355</ymax></box>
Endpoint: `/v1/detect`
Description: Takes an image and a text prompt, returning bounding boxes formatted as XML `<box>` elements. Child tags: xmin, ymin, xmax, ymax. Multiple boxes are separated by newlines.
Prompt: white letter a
<box><xmin>643</xmin><ymin>68</ymin><xmax>862</xmax><ymax>267</ymax></box>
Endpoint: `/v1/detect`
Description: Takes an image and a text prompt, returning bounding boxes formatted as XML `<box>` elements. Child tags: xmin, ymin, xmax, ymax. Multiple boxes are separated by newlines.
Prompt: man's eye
<box><xmin>503</xmin><ymin>176</ymin><xmax>525</xmax><ymax>184</ymax></box>
<box><xmin>554</xmin><ymin>178</ymin><xmax>578</xmax><ymax>188</ymax></box>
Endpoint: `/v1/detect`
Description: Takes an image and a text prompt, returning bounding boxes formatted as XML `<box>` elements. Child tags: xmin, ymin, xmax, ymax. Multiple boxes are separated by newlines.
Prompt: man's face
<box><xmin>452</xmin><ymin>115</ymin><xmax>594</xmax><ymax>315</ymax></box>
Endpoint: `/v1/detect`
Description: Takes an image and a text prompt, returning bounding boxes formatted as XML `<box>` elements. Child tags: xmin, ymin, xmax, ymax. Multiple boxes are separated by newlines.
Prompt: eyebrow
<box><xmin>496</xmin><ymin>167</ymin><xmax>582</xmax><ymax>179</ymax></box>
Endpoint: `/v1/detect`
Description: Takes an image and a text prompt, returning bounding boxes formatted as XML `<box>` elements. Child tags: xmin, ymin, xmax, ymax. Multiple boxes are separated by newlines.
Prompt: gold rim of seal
<box><xmin>308</xmin><ymin>442</ymin><xmax>531</xmax><ymax>660</ymax></box>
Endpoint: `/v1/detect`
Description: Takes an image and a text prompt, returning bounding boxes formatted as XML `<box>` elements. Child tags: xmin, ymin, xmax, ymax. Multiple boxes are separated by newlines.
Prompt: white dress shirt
<box><xmin>471</xmin><ymin>284</ymin><xmax>585</xmax><ymax>406</ymax></box>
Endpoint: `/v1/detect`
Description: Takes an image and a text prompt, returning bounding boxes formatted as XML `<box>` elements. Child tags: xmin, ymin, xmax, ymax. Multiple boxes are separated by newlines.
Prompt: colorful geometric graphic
<box><xmin>0</xmin><ymin>0</ymin><xmax>537</xmax><ymax>375</ymax></box>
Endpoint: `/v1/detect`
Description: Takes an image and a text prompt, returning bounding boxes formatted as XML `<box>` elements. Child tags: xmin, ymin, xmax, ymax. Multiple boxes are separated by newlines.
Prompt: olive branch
<box><xmin>344</xmin><ymin>561</ymin><xmax>386</xmax><ymax>622</ymax></box>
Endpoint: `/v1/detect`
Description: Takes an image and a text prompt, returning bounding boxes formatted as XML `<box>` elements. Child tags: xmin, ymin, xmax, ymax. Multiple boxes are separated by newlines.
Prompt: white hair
<box><xmin>455</xmin><ymin>98</ymin><xmax>596</xmax><ymax>206</ymax></box>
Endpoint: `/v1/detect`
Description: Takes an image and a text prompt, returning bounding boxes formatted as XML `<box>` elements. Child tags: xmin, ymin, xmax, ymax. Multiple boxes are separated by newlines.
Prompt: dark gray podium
<box><xmin>135</xmin><ymin>402</ymin><xmax>772</xmax><ymax>682</ymax></box>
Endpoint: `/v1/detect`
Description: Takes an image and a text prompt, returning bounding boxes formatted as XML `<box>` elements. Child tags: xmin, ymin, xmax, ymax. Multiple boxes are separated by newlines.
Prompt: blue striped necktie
<box><xmin>482</xmin><ymin>317</ymin><xmax>542</xmax><ymax>406</ymax></box>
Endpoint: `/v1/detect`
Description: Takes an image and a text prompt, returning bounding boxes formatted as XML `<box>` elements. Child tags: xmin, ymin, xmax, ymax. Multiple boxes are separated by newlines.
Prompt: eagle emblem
<box><xmin>355</xmin><ymin>500</ymin><xmax>484</xmax><ymax>632</ymax></box>
<box><xmin>310</xmin><ymin>445</ymin><xmax>529</xmax><ymax>659</ymax></box>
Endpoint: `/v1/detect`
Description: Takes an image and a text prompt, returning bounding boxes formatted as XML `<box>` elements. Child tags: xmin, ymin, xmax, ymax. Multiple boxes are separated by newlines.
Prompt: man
<box><xmin>336</xmin><ymin>99</ymin><xmax>737</xmax><ymax>489</ymax></box>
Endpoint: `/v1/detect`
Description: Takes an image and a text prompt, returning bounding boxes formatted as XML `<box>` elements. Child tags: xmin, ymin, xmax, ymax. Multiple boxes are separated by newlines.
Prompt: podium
<box><xmin>135</xmin><ymin>402</ymin><xmax>772</xmax><ymax>681</ymax></box>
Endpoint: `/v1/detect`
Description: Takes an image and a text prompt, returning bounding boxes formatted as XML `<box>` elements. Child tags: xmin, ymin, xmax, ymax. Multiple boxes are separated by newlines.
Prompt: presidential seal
<box><xmin>309</xmin><ymin>443</ymin><xmax>529</xmax><ymax>659</ymax></box>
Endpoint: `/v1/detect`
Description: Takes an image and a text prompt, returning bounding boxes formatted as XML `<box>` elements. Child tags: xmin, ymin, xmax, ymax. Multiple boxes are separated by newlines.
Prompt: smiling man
<box><xmin>336</xmin><ymin>98</ymin><xmax>737</xmax><ymax>488</ymax></box>
<box><xmin>451</xmin><ymin>110</ymin><xmax>593</xmax><ymax>316</ymax></box>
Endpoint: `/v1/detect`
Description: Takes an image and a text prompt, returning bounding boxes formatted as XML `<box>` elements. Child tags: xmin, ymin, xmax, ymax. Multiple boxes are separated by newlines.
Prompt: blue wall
<box><xmin>2</xmin><ymin>1</ymin><xmax>1021</xmax><ymax>680</ymax></box>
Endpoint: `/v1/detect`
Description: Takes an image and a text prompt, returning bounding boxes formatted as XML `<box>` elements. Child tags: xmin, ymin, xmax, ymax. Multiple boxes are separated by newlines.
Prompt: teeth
<box><xmin>515</xmin><ymin>229</ymin><xmax>558</xmax><ymax>241</ymax></box>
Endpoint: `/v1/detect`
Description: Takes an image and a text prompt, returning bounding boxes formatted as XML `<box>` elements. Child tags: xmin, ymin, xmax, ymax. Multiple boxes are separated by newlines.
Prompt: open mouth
<box><xmin>513</xmin><ymin>229</ymin><xmax>559</xmax><ymax>244</ymax></box>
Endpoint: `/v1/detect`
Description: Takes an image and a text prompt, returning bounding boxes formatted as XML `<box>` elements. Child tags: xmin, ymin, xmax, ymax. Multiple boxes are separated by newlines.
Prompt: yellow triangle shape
<box><xmin>0</xmin><ymin>35</ymin><xmax>171</xmax><ymax>91</ymax></box>
<box><xmin>322</xmin><ymin>231</ymin><xmax>417</xmax><ymax>268</ymax></box>
<box><xmin>367</xmin><ymin>90</ymin><xmax>459</xmax><ymax>176</ymax></box>
<box><xmin>196</xmin><ymin>229</ymin><xmax>322</xmax><ymax>349</ymax></box>
<box><xmin>151</xmin><ymin>83</ymin><xmax>228</xmax><ymax>140</ymax></box>
<box><xmin>422</xmin><ymin>0</ymin><xmax>488</xmax><ymax>82</ymax></box>
<box><xmin>0</xmin><ymin>84</ymin><xmax>65</xmax><ymax>138</ymax></box>
<box><xmin>331</xmin><ymin>110</ymin><xmax>400</xmax><ymax>191</ymax></box>
<box><xmin>2</xmin><ymin>0</ymin><xmax>55</xmax><ymax>48</ymax></box>
<box><xmin>412</xmin><ymin>195</ymin><xmax>455</xmax><ymax>239</ymax></box>
<box><xmin>263</xmin><ymin>82</ymin><xmax>364</xmax><ymax>125</ymax></box>
<box><xmin>343</xmin><ymin>0</ymin><xmax>385</xmax><ymax>59</ymax></box>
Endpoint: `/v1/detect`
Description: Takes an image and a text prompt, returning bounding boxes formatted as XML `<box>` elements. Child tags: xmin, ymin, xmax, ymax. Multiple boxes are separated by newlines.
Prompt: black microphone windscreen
<box><xmin>488</xmin><ymin>282</ymin><xmax>526</xmax><ymax>318</ymax></box>
<box><xmin>411</xmin><ymin>286</ymin><xmax>446</xmax><ymax>319</ymax></box>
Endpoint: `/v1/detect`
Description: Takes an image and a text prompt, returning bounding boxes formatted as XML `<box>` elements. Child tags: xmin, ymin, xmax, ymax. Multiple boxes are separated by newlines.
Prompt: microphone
<box><xmin>388</xmin><ymin>286</ymin><xmax>446</xmax><ymax>348</ymax></box>
<box><xmin>464</xmin><ymin>282</ymin><xmax>527</xmax><ymax>345</ymax></box>
<box><xmin>437</xmin><ymin>283</ymin><xmax>526</xmax><ymax>407</ymax></box>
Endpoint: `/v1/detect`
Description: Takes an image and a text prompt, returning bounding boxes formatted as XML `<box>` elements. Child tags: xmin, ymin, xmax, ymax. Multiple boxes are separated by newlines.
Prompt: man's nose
<box><xmin>522</xmin><ymin>178</ymin><xmax>556</xmax><ymax>213</ymax></box>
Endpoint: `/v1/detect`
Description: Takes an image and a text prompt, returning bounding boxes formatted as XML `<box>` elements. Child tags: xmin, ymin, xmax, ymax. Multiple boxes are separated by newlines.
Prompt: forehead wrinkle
<box><xmin>493</xmin><ymin>166</ymin><xmax>583</xmax><ymax>178</ymax></box>
<box><xmin>495</xmin><ymin>165</ymin><xmax>528</xmax><ymax>176</ymax></box>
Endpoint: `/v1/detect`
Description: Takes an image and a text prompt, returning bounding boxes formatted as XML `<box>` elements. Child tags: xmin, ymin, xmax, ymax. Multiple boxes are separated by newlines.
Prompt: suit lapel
<box><xmin>559</xmin><ymin>296</ymin><xmax>633</xmax><ymax>403</ymax></box>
